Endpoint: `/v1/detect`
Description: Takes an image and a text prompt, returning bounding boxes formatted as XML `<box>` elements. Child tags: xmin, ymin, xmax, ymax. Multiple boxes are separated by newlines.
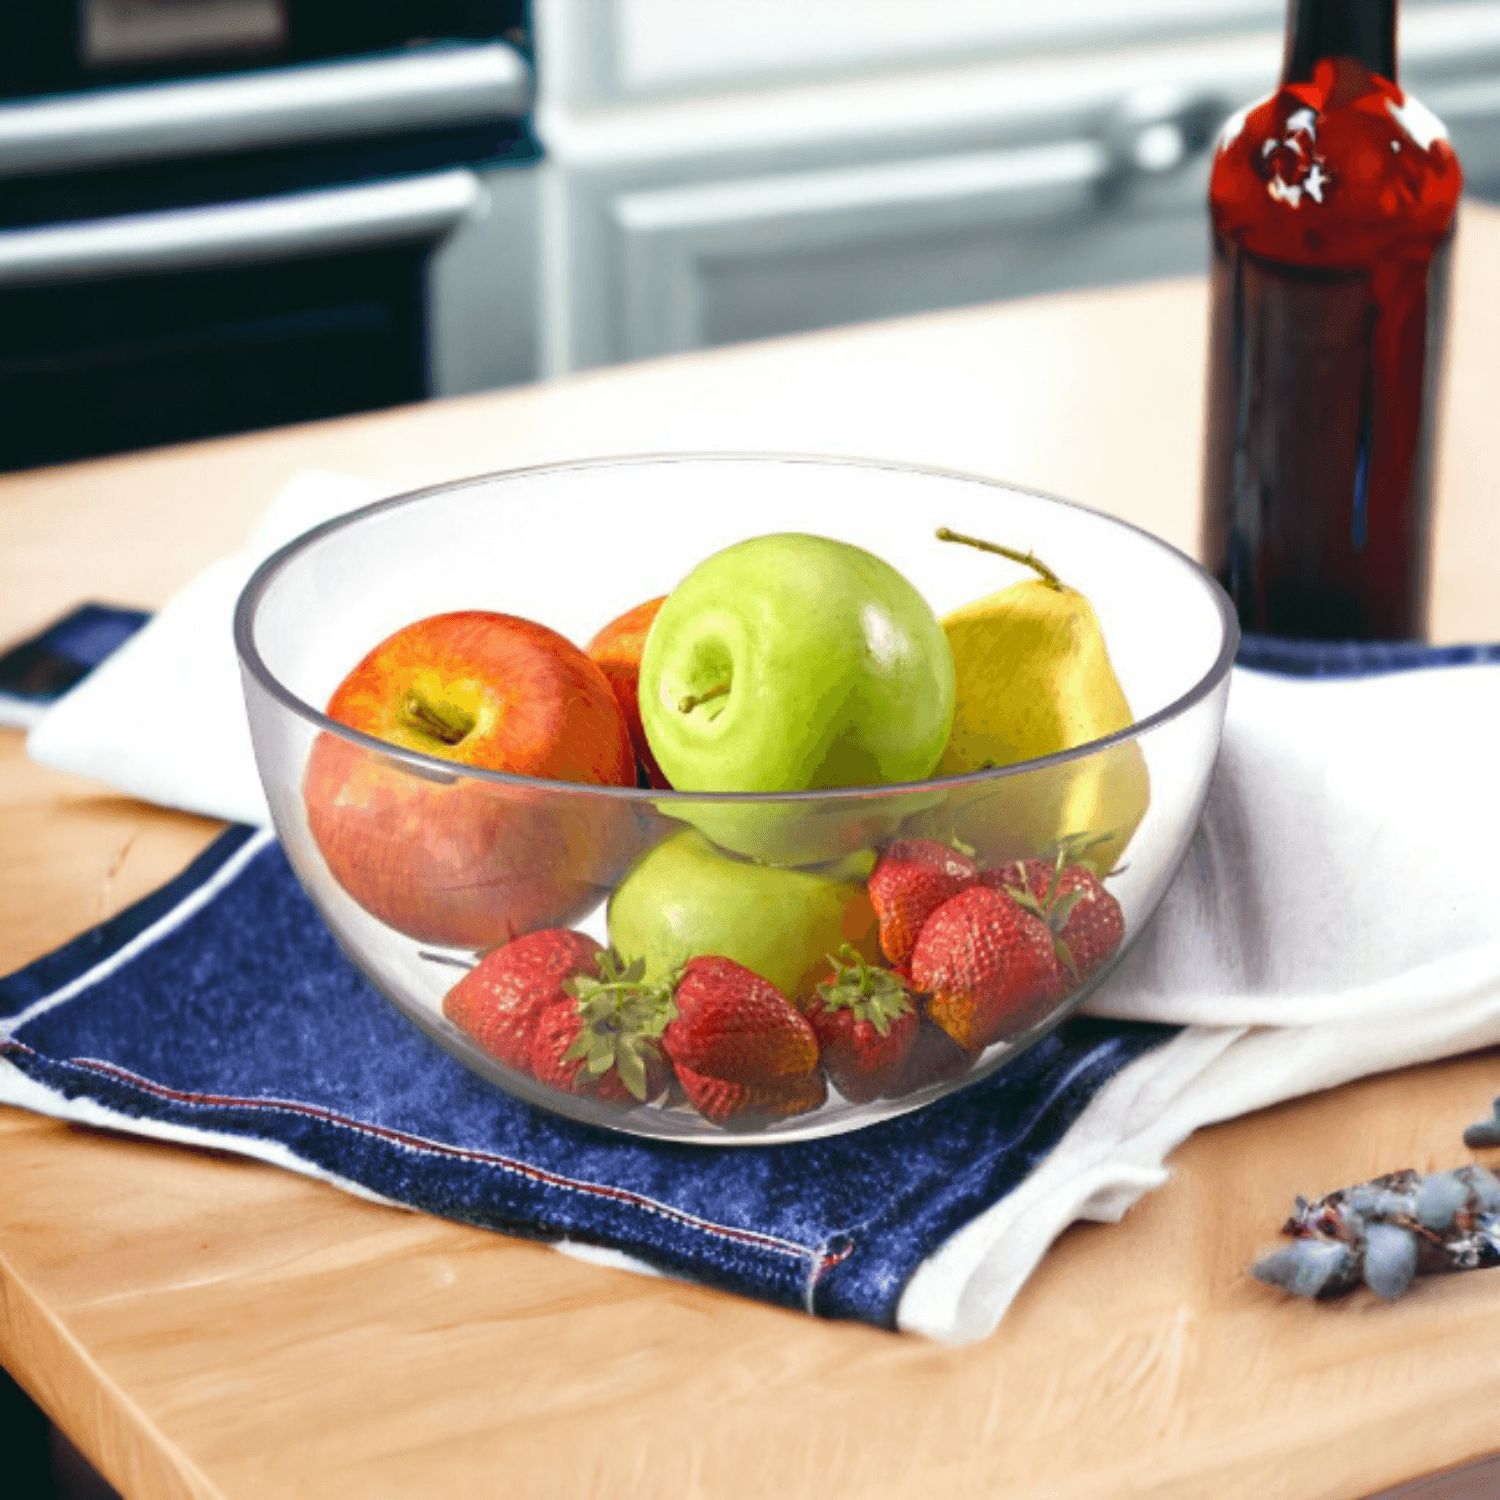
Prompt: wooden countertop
<box><xmin>3</xmin><ymin>205</ymin><xmax>1500</xmax><ymax>1500</ymax></box>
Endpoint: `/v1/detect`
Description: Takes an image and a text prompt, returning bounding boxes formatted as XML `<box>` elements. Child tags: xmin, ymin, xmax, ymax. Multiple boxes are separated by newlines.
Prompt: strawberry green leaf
<box><xmin>1047</xmin><ymin>888</ymin><xmax>1085</xmax><ymax>930</ymax></box>
<box><xmin>816</xmin><ymin>947</ymin><xmax>914</xmax><ymax>1034</ymax></box>
<box><xmin>555</xmin><ymin>966</ymin><xmax>674</xmax><ymax>1098</ymax></box>
<box><xmin>1053</xmin><ymin>935</ymin><xmax>1079</xmax><ymax>981</ymax></box>
<box><xmin>1000</xmin><ymin>879</ymin><xmax>1048</xmax><ymax>920</ymax></box>
<box><xmin>616</xmin><ymin>1045</ymin><xmax>648</xmax><ymax>1102</ymax></box>
<box><xmin>1045</xmin><ymin>830</ymin><xmax>1113</xmax><ymax>864</ymax></box>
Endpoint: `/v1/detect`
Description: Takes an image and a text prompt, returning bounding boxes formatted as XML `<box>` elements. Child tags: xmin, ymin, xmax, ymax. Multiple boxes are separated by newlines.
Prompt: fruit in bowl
<box><xmin>442</xmin><ymin>930</ymin><xmax>676</xmax><ymax>1104</ymax></box>
<box><xmin>440</xmin><ymin>837</ymin><xmax>1126</xmax><ymax>1123</ymax></box>
<box><xmin>586</xmin><ymin>596</ymin><xmax>669</xmax><ymax>789</ymax></box>
<box><xmin>640</xmin><ymin>533</ymin><xmax>955</xmax><ymax>793</ymax></box>
<box><xmin>638</xmin><ymin>532</ymin><xmax>956</xmax><ymax>863</ymax></box>
<box><xmin>303</xmin><ymin>610</ymin><xmax>637</xmax><ymax>948</ymax></box>
<box><xmin>235</xmin><ymin>454</ymin><xmax>1236</xmax><ymax>1142</ymax></box>
<box><xmin>605</xmin><ymin>829</ymin><xmax>879</xmax><ymax>1002</ymax></box>
<box><xmin>924</xmin><ymin>529</ymin><xmax>1150</xmax><ymax>875</ymax></box>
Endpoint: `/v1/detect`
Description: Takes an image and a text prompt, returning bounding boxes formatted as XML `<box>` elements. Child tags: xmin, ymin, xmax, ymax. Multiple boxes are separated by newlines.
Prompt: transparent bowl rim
<box><xmin>232</xmin><ymin>451</ymin><xmax>1241</xmax><ymax>803</ymax></box>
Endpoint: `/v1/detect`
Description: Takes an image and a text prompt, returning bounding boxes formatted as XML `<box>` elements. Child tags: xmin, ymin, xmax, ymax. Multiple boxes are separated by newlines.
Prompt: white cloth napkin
<box><xmin>22</xmin><ymin>471</ymin><xmax>1500</xmax><ymax>1343</ymax></box>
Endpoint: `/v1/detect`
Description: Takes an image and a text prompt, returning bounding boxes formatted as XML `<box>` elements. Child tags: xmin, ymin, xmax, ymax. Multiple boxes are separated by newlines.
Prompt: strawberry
<box><xmin>442</xmin><ymin>928</ymin><xmax>604</xmax><ymax>1069</ymax></box>
<box><xmin>528</xmin><ymin>953</ymin><xmax>677</xmax><ymax>1103</ymax></box>
<box><xmin>806</xmin><ymin>946</ymin><xmax>919</xmax><ymax>1102</ymax></box>
<box><xmin>888</xmin><ymin>1020</ymin><xmax>980</xmax><ymax>1097</ymax></box>
<box><xmin>867</xmin><ymin>838</ymin><xmax>979</xmax><ymax>971</ymax></box>
<box><xmin>910</xmin><ymin>885</ymin><xmax>1064</xmax><ymax>1052</ymax></box>
<box><xmin>663</xmin><ymin>956</ymin><xmax>824</xmax><ymax>1125</ymax></box>
<box><xmin>673</xmin><ymin>1061</ymin><xmax>827</xmax><ymax>1127</ymax></box>
<box><xmin>980</xmin><ymin>856</ymin><xmax>1125</xmax><ymax>984</ymax></box>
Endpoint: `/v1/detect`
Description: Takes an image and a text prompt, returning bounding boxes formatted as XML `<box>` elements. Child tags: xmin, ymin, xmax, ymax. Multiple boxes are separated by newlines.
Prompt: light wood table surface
<box><xmin>3</xmin><ymin>205</ymin><xmax>1500</xmax><ymax>1500</ymax></box>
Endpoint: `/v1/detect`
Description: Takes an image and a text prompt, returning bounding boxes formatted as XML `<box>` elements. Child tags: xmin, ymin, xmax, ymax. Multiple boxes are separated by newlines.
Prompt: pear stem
<box><xmin>935</xmin><ymin>527</ymin><xmax>1065</xmax><ymax>591</ymax></box>
<box><xmin>677</xmin><ymin>683</ymin><xmax>731</xmax><ymax>714</ymax></box>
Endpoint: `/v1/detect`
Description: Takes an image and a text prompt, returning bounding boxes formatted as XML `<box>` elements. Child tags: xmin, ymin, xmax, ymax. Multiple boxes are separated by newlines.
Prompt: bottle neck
<box><xmin>1282</xmin><ymin>0</ymin><xmax>1397</xmax><ymax>84</ymax></box>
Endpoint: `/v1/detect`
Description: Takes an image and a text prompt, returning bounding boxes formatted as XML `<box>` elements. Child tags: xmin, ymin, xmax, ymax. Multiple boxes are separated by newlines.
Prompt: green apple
<box><xmin>607</xmin><ymin>830</ymin><xmax>879</xmax><ymax>1003</ymax></box>
<box><xmin>639</xmin><ymin>533</ymin><xmax>955</xmax><ymax>861</ymax></box>
<box><xmin>640</xmin><ymin>533</ymin><xmax>955</xmax><ymax>792</ymax></box>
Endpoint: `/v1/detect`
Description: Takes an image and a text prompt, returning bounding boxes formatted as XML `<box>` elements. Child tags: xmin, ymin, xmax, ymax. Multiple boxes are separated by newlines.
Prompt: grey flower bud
<box><xmin>1363</xmin><ymin>1223</ymin><xmax>1418</xmax><ymax>1300</ymax></box>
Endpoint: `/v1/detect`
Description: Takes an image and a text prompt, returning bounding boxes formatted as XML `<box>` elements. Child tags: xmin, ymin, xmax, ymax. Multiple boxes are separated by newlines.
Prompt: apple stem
<box><xmin>676</xmin><ymin>683</ymin><xmax>731</xmax><ymax>714</ymax></box>
<box><xmin>935</xmin><ymin>527</ymin><xmax>1065</xmax><ymax>591</ymax></box>
<box><xmin>403</xmin><ymin>692</ymin><xmax>474</xmax><ymax>746</ymax></box>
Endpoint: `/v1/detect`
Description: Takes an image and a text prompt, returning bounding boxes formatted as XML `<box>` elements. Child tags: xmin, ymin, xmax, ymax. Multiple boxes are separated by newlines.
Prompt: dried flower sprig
<box><xmin>1251</xmin><ymin>1165</ymin><xmax>1500</xmax><ymax>1301</ymax></box>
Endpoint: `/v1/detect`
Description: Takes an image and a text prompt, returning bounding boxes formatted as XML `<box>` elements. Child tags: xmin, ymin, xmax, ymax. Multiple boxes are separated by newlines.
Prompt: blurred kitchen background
<box><xmin>4</xmin><ymin>0</ymin><xmax>1500</xmax><ymax>473</ymax></box>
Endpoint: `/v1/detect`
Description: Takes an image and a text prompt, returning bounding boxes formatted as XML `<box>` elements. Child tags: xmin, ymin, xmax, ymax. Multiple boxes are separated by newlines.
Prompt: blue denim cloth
<box><xmin>0</xmin><ymin>827</ymin><xmax>1170</xmax><ymax>1325</ymax></box>
<box><xmin>1236</xmin><ymin>633</ymin><xmax>1500</xmax><ymax>677</ymax></box>
<box><xmin>0</xmin><ymin>635</ymin><xmax>1480</xmax><ymax>1326</ymax></box>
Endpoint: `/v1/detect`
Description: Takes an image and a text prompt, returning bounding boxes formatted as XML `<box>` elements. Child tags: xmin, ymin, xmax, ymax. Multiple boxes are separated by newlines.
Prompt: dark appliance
<box><xmin>0</xmin><ymin>1</ymin><xmax>537</xmax><ymax>471</ymax></box>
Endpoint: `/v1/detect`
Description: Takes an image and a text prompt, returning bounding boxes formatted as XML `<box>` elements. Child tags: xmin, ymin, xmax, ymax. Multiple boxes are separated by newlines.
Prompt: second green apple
<box><xmin>607</xmin><ymin>830</ymin><xmax>879</xmax><ymax>1002</ymax></box>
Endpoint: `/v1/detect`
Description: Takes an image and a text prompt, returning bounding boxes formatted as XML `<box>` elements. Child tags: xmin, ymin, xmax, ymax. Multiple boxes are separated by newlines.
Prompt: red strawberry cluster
<box><xmin>443</xmin><ymin>932</ymin><xmax>825</xmax><ymax>1126</ymax></box>
<box><xmin>441</xmin><ymin>840</ymin><xmax>1123</xmax><ymax>1127</ymax></box>
<box><xmin>868</xmin><ymin>838</ymin><xmax>1125</xmax><ymax>1057</ymax></box>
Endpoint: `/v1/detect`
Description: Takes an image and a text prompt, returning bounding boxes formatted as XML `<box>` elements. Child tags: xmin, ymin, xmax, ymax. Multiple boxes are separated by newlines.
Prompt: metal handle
<box><xmin>0</xmin><ymin>42</ymin><xmax>531</xmax><ymax>180</ymax></box>
<box><xmin>0</xmin><ymin>169</ymin><xmax>484</xmax><ymax>287</ymax></box>
<box><xmin>1100</xmin><ymin>85</ymin><xmax>1228</xmax><ymax>180</ymax></box>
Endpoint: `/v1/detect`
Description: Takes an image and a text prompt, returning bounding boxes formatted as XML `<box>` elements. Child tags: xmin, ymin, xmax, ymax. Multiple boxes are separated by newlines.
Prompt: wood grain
<box><xmin>3</xmin><ymin>204</ymin><xmax>1499</xmax><ymax>1500</ymax></box>
<box><xmin>0</xmin><ymin>732</ymin><xmax>224</xmax><ymax>973</ymax></box>
<box><xmin>6</xmin><ymin>1060</ymin><xmax>1500</xmax><ymax>1499</ymax></box>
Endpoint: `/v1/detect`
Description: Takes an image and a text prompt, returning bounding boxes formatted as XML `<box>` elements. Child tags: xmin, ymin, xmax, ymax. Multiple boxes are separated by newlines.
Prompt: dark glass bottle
<box><xmin>1201</xmin><ymin>0</ymin><xmax>1463</xmax><ymax>640</ymax></box>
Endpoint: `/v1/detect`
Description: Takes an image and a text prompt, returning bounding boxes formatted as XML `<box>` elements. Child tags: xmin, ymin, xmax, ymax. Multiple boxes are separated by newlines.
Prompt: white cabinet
<box><xmin>533</xmin><ymin>0</ymin><xmax>1500</xmax><ymax>376</ymax></box>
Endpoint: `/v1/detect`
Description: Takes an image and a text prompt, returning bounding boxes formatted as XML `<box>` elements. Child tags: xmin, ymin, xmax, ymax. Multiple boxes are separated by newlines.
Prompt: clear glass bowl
<box><xmin>234</xmin><ymin>455</ymin><xmax>1236</xmax><ymax>1142</ymax></box>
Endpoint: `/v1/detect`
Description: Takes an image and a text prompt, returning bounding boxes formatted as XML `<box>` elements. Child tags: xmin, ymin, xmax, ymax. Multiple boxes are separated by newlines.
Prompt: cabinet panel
<box><xmin>535</xmin><ymin>1</ymin><xmax>1500</xmax><ymax>375</ymax></box>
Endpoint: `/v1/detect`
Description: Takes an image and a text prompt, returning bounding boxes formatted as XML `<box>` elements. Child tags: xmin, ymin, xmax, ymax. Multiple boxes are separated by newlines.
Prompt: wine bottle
<box><xmin>1201</xmin><ymin>0</ymin><xmax>1462</xmax><ymax>640</ymax></box>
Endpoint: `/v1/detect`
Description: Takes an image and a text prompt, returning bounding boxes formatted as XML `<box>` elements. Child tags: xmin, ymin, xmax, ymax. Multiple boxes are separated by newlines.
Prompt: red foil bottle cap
<box><xmin>1210</xmin><ymin>58</ymin><xmax>1461</xmax><ymax>269</ymax></box>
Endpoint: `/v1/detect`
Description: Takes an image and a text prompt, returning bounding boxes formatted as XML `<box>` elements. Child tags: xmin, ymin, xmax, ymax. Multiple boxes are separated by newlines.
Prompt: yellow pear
<box><xmin>925</xmin><ymin>528</ymin><xmax>1150</xmax><ymax>874</ymax></box>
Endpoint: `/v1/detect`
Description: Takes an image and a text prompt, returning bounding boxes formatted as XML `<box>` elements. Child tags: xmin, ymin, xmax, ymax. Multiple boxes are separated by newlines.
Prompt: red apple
<box><xmin>304</xmin><ymin>610</ymin><xmax>638</xmax><ymax>948</ymax></box>
<box><xmin>586</xmin><ymin>595</ymin><xmax>670</xmax><ymax>789</ymax></box>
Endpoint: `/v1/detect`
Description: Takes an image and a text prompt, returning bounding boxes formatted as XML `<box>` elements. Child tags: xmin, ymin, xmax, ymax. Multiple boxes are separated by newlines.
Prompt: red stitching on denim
<box><xmin>813</xmin><ymin>1241</ymin><xmax>855</xmax><ymax>1280</ymax></box>
<box><xmin>3</xmin><ymin>1041</ymin><xmax>817</xmax><ymax>1263</ymax></box>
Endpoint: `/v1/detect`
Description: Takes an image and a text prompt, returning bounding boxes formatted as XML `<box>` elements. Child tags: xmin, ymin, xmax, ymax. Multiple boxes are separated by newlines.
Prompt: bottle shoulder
<box><xmin>1209</xmin><ymin>57</ymin><xmax>1462</xmax><ymax>268</ymax></box>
